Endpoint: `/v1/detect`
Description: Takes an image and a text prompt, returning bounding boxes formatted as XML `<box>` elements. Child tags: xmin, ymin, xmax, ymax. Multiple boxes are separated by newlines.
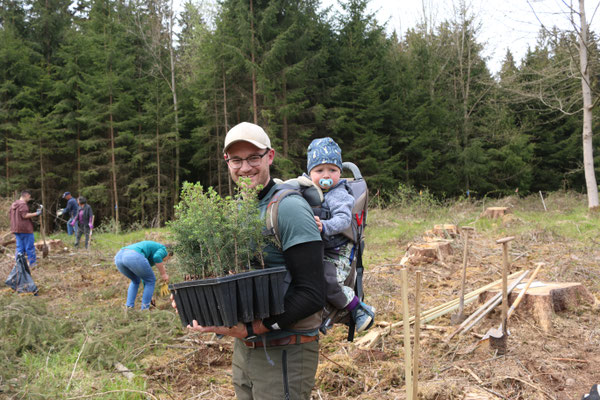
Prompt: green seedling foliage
<box><xmin>169</xmin><ymin>179</ymin><xmax>265</xmax><ymax>278</ymax></box>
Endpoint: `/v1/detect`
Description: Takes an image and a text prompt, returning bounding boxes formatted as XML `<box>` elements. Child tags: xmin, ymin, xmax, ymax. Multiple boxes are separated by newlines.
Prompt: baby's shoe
<box><xmin>351</xmin><ymin>302</ymin><xmax>375</xmax><ymax>332</ymax></box>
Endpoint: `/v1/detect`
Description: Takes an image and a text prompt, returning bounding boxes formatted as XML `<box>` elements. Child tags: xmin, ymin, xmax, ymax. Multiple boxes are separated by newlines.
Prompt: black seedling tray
<box><xmin>169</xmin><ymin>266</ymin><xmax>287</xmax><ymax>327</ymax></box>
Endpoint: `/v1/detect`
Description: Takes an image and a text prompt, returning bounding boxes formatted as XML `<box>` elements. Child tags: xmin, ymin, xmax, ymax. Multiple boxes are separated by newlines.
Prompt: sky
<box><xmin>321</xmin><ymin>0</ymin><xmax>600</xmax><ymax>74</ymax></box>
<box><xmin>174</xmin><ymin>0</ymin><xmax>600</xmax><ymax>74</ymax></box>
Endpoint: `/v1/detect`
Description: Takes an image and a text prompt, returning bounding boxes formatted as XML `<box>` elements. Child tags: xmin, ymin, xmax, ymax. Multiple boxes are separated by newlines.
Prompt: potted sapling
<box><xmin>168</xmin><ymin>179</ymin><xmax>287</xmax><ymax>327</ymax></box>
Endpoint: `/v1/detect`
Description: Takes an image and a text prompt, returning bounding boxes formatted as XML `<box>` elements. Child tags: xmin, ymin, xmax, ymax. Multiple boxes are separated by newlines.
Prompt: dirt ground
<box><xmin>1</xmin><ymin>219</ymin><xmax>599</xmax><ymax>399</ymax></box>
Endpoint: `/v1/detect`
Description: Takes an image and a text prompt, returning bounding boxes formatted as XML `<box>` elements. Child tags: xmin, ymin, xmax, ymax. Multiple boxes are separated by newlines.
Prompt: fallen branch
<box><xmin>454</xmin><ymin>366</ymin><xmax>483</xmax><ymax>384</ymax></box>
<box><xmin>550</xmin><ymin>357</ymin><xmax>589</xmax><ymax>363</ymax></box>
<box><xmin>501</xmin><ymin>376</ymin><xmax>556</xmax><ymax>399</ymax></box>
<box><xmin>66</xmin><ymin>389</ymin><xmax>159</xmax><ymax>400</ymax></box>
<box><xmin>114</xmin><ymin>362</ymin><xmax>135</xmax><ymax>381</ymax></box>
<box><xmin>66</xmin><ymin>328</ymin><xmax>89</xmax><ymax>391</ymax></box>
<box><xmin>444</xmin><ymin>270</ymin><xmax>529</xmax><ymax>342</ymax></box>
<box><xmin>355</xmin><ymin>272</ymin><xmax>523</xmax><ymax>349</ymax></box>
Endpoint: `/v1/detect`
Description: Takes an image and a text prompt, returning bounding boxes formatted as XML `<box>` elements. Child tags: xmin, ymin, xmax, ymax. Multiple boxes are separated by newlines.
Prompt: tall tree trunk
<box><xmin>109</xmin><ymin>93</ymin><xmax>120</xmax><ymax>233</ymax></box>
<box><xmin>169</xmin><ymin>0</ymin><xmax>180</xmax><ymax>207</ymax></box>
<box><xmin>139</xmin><ymin>120</ymin><xmax>144</xmax><ymax>224</ymax></box>
<box><xmin>4</xmin><ymin>136</ymin><xmax>9</xmax><ymax>198</ymax></box>
<box><xmin>156</xmin><ymin>86</ymin><xmax>161</xmax><ymax>227</ymax></box>
<box><xmin>221</xmin><ymin>67</ymin><xmax>230</xmax><ymax>194</ymax></box>
<box><xmin>250</xmin><ymin>0</ymin><xmax>258</xmax><ymax>124</ymax></box>
<box><xmin>213</xmin><ymin>92</ymin><xmax>221</xmax><ymax>194</ymax></box>
<box><xmin>578</xmin><ymin>0</ymin><xmax>598</xmax><ymax>209</ymax></box>
<box><xmin>77</xmin><ymin>122</ymin><xmax>81</xmax><ymax>194</ymax></box>
<box><xmin>282</xmin><ymin>74</ymin><xmax>288</xmax><ymax>157</ymax></box>
<box><xmin>38</xmin><ymin>138</ymin><xmax>46</xmax><ymax>237</ymax></box>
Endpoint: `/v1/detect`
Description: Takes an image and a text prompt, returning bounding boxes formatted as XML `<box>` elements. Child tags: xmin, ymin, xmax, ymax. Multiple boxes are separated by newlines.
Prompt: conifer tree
<box><xmin>258</xmin><ymin>0</ymin><xmax>330</xmax><ymax>177</ymax></box>
<box><xmin>77</xmin><ymin>0</ymin><xmax>139</xmax><ymax>231</ymax></box>
<box><xmin>328</xmin><ymin>0</ymin><xmax>392</xmax><ymax>189</ymax></box>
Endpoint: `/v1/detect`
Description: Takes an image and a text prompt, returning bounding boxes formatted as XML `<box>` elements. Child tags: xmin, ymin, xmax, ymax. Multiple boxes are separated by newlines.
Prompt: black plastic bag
<box><xmin>5</xmin><ymin>253</ymin><xmax>38</xmax><ymax>294</ymax></box>
<box><xmin>582</xmin><ymin>385</ymin><xmax>600</xmax><ymax>400</ymax></box>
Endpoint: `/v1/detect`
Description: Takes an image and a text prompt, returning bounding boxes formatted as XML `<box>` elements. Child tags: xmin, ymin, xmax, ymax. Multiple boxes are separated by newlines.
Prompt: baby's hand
<box><xmin>314</xmin><ymin>216</ymin><xmax>323</xmax><ymax>232</ymax></box>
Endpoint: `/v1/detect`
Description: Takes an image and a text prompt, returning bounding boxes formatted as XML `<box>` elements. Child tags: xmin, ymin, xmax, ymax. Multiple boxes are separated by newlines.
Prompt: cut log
<box><xmin>407</xmin><ymin>240</ymin><xmax>453</xmax><ymax>263</ymax></box>
<box><xmin>480</xmin><ymin>207</ymin><xmax>510</xmax><ymax>219</ymax></box>
<box><xmin>479</xmin><ymin>281</ymin><xmax>594</xmax><ymax>331</ymax></box>
<box><xmin>463</xmin><ymin>388</ymin><xmax>494</xmax><ymax>400</ymax></box>
<box><xmin>34</xmin><ymin>239</ymin><xmax>67</xmax><ymax>253</ymax></box>
<box><xmin>432</xmin><ymin>224</ymin><xmax>459</xmax><ymax>237</ymax></box>
<box><xmin>1</xmin><ymin>231</ymin><xmax>15</xmax><ymax>247</ymax></box>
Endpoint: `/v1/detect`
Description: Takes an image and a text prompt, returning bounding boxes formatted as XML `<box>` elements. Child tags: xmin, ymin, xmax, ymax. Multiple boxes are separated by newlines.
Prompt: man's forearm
<box><xmin>263</xmin><ymin>241</ymin><xmax>325</xmax><ymax>329</ymax></box>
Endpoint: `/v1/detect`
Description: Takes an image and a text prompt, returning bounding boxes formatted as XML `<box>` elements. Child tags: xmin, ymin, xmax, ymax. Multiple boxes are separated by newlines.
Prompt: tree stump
<box><xmin>407</xmin><ymin>240</ymin><xmax>453</xmax><ymax>263</ymax></box>
<box><xmin>480</xmin><ymin>207</ymin><xmax>510</xmax><ymax>219</ymax></box>
<box><xmin>432</xmin><ymin>224</ymin><xmax>459</xmax><ymax>237</ymax></box>
<box><xmin>479</xmin><ymin>281</ymin><xmax>594</xmax><ymax>331</ymax></box>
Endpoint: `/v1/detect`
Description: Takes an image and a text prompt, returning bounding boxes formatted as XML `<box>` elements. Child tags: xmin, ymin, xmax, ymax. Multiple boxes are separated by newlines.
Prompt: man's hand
<box><xmin>187</xmin><ymin>320</ymin><xmax>249</xmax><ymax>339</ymax></box>
<box><xmin>35</xmin><ymin>208</ymin><xmax>42</xmax><ymax>216</ymax></box>
<box><xmin>170</xmin><ymin>294</ymin><xmax>178</xmax><ymax>314</ymax></box>
<box><xmin>313</xmin><ymin>215</ymin><xmax>323</xmax><ymax>232</ymax></box>
<box><xmin>170</xmin><ymin>295</ymin><xmax>267</xmax><ymax>338</ymax></box>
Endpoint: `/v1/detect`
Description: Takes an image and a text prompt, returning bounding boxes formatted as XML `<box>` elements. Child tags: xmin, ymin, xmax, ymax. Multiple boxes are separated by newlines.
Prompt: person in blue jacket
<box><xmin>61</xmin><ymin>192</ymin><xmax>79</xmax><ymax>235</ymax></box>
<box><xmin>115</xmin><ymin>240</ymin><xmax>173</xmax><ymax>310</ymax></box>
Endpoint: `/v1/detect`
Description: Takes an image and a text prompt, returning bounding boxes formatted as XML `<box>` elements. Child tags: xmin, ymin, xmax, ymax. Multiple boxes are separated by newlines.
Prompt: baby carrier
<box><xmin>265</xmin><ymin>162</ymin><xmax>368</xmax><ymax>341</ymax></box>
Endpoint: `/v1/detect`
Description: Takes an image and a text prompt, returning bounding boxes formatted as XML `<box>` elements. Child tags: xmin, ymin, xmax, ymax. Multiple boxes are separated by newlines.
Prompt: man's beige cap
<box><xmin>223</xmin><ymin>122</ymin><xmax>271</xmax><ymax>153</ymax></box>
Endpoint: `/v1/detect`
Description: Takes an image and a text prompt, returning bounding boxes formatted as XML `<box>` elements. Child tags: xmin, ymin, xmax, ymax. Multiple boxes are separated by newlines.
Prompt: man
<box><xmin>175</xmin><ymin>122</ymin><xmax>326</xmax><ymax>400</ymax></box>
<box><xmin>73</xmin><ymin>196</ymin><xmax>94</xmax><ymax>250</ymax></box>
<box><xmin>10</xmin><ymin>190</ymin><xmax>42</xmax><ymax>267</ymax></box>
<box><xmin>61</xmin><ymin>192</ymin><xmax>79</xmax><ymax>235</ymax></box>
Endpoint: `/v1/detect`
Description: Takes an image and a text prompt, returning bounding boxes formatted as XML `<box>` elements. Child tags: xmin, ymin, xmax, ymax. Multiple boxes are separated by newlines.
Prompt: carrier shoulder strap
<box><xmin>264</xmin><ymin>187</ymin><xmax>303</xmax><ymax>248</ymax></box>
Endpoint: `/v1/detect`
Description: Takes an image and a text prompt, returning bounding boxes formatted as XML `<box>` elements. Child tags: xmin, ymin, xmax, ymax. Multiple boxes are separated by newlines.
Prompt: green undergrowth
<box><xmin>5</xmin><ymin>190</ymin><xmax>599</xmax><ymax>397</ymax></box>
<box><xmin>49</xmin><ymin>227</ymin><xmax>172</xmax><ymax>253</ymax></box>
<box><xmin>0</xmin><ymin>295</ymin><xmax>182</xmax><ymax>397</ymax></box>
<box><xmin>364</xmin><ymin>191</ymin><xmax>600</xmax><ymax>267</ymax></box>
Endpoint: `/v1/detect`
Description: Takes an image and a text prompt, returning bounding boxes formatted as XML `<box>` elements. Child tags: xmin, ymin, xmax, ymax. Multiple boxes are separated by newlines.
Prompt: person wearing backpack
<box><xmin>307</xmin><ymin>137</ymin><xmax>375</xmax><ymax>332</ymax></box>
<box><xmin>174</xmin><ymin>122</ymin><xmax>326</xmax><ymax>400</ymax></box>
<box><xmin>72</xmin><ymin>196</ymin><xmax>94</xmax><ymax>249</ymax></box>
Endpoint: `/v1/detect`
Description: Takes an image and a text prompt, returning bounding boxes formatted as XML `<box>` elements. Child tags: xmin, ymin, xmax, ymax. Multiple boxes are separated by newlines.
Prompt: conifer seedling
<box><xmin>169</xmin><ymin>178</ymin><xmax>265</xmax><ymax>279</ymax></box>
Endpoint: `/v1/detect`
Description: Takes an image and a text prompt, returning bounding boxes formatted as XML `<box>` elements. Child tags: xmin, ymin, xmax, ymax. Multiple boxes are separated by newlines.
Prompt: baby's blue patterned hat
<box><xmin>307</xmin><ymin>137</ymin><xmax>343</xmax><ymax>173</ymax></box>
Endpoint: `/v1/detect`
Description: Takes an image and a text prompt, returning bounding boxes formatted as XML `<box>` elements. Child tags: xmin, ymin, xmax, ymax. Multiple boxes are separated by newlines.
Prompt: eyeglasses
<box><xmin>225</xmin><ymin>149</ymin><xmax>270</xmax><ymax>169</ymax></box>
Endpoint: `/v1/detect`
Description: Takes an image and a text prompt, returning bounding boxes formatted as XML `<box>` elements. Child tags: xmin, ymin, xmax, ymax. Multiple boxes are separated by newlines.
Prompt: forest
<box><xmin>1</xmin><ymin>0</ymin><xmax>599</xmax><ymax>229</ymax></box>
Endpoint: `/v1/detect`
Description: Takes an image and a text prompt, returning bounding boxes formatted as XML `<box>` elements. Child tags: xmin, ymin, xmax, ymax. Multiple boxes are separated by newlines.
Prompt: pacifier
<box><xmin>319</xmin><ymin>178</ymin><xmax>333</xmax><ymax>188</ymax></box>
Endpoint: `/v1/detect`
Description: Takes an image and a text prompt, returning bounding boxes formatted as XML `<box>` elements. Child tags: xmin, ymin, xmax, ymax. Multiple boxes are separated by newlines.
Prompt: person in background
<box><xmin>9</xmin><ymin>190</ymin><xmax>42</xmax><ymax>267</ymax></box>
<box><xmin>72</xmin><ymin>196</ymin><xmax>94</xmax><ymax>249</ymax></box>
<box><xmin>174</xmin><ymin>122</ymin><xmax>326</xmax><ymax>400</ymax></box>
<box><xmin>61</xmin><ymin>192</ymin><xmax>79</xmax><ymax>235</ymax></box>
<box><xmin>114</xmin><ymin>241</ymin><xmax>172</xmax><ymax>310</ymax></box>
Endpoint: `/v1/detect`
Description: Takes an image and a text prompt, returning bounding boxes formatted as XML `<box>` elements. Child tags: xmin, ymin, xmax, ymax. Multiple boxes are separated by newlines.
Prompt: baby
<box><xmin>307</xmin><ymin>137</ymin><xmax>375</xmax><ymax>332</ymax></box>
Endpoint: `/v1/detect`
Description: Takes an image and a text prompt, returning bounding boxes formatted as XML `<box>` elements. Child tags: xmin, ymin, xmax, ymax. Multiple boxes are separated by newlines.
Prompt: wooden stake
<box><xmin>412</xmin><ymin>271</ymin><xmax>421</xmax><ymax>400</ymax></box>
<box><xmin>506</xmin><ymin>262</ymin><xmax>543</xmax><ymax>320</ymax></box>
<box><xmin>401</xmin><ymin>268</ymin><xmax>413</xmax><ymax>400</ymax></box>
<box><xmin>452</xmin><ymin>227</ymin><xmax>474</xmax><ymax>324</ymax></box>
<box><xmin>539</xmin><ymin>190</ymin><xmax>547</xmax><ymax>212</ymax></box>
<box><xmin>500</xmin><ymin>241</ymin><xmax>511</xmax><ymax>337</ymax></box>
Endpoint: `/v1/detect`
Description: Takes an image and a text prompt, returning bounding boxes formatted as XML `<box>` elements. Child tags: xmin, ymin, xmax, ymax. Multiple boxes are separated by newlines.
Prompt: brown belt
<box><xmin>243</xmin><ymin>334</ymin><xmax>318</xmax><ymax>348</ymax></box>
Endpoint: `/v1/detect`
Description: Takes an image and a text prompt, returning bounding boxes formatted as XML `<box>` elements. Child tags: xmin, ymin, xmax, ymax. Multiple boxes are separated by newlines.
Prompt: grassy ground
<box><xmin>1</xmin><ymin>191</ymin><xmax>599</xmax><ymax>399</ymax></box>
